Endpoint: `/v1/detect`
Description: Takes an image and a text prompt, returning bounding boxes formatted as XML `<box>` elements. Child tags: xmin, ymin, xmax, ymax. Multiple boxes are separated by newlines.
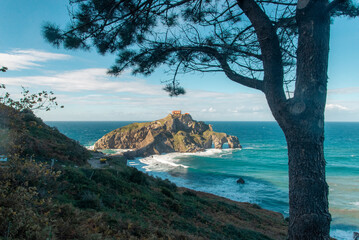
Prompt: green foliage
<box><xmin>161</xmin><ymin>187</ymin><xmax>174</xmax><ymax>199</ymax></box>
<box><xmin>173</xmin><ymin>131</ymin><xmax>188</xmax><ymax>152</ymax></box>
<box><xmin>163</xmin><ymin>83</ymin><xmax>186</xmax><ymax>97</ymax></box>
<box><xmin>77</xmin><ymin>191</ymin><xmax>103</xmax><ymax>210</ymax></box>
<box><xmin>156</xmin><ymin>178</ymin><xmax>177</xmax><ymax>192</ymax></box>
<box><xmin>0</xmin><ymin>104</ymin><xmax>90</xmax><ymax>164</ymax></box>
<box><xmin>203</xmin><ymin>130</ymin><xmax>226</xmax><ymax>140</ymax></box>
<box><xmin>128</xmin><ymin>168</ymin><xmax>148</xmax><ymax>185</ymax></box>
<box><xmin>330</xmin><ymin>0</ymin><xmax>359</xmax><ymax>17</ymax></box>
<box><xmin>0</xmin><ymin>155</ymin><xmax>287</xmax><ymax>239</ymax></box>
<box><xmin>43</xmin><ymin>0</ymin><xmax>359</xmax><ymax>99</ymax></box>
<box><xmin>0</xmin><ymin>157</ymin><xmax>60</xmax><ymax>240</ymax></box>
<box><xmin>183</xmin><ymin>190</ymin><xmax>197</xmax><ymax>197</ymax></box>
<box><xmin>0</xmin><ymin>84</ymin><xmax>63</xmax><ymax>112</ymax></box>
<box><xmin>113</xmin><ymin>122</ymin><xmax>151</xmax><ymax>133</ymax></box>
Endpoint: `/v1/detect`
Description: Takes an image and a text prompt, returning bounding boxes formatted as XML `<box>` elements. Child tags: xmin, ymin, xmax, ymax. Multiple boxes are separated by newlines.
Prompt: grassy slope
<box><xmin>0</xmin><ymin>109</ymin><xmax>288</xmax><ymax>239</ymax></box>
<box><xmin>111</xmin><ymin>122</ymin><xmax>152</xmax><ymax>133</ymax></box>
<box><xmin>0</xmin><ymin>156</ymin><xmax>288</xmax><ymax>240</ymax></box>
<box><xmin>0</xmin><ymin>105</ymin><xmax>90</xmax><ymax>165</ymax></box>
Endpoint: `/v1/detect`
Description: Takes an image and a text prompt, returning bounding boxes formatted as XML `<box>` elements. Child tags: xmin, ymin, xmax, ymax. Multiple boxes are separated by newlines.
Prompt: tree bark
<box><xmin>272</xmin><ymin>1</ymin><xmax>332</xmax><ymax>239</ymax></box>
<box><xmin>283</xmin><ymin>126</ymin><xmax>331</xmax><ymax>240</ymax></box>
<box><xmin>238</xmin><ymin>1</ymin><xmax>332</xmax><ymax>237</ymax></box>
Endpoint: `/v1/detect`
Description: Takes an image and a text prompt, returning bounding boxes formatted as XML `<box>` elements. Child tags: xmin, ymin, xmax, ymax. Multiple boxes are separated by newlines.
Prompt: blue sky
<box><xmin>0</xmin><ymin>0</ymin><xmax>359</xmax><ymax>121</ymax></box>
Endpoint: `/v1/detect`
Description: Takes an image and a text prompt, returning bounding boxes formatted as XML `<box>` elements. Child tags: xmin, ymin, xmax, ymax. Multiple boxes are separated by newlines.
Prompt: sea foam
<box><xmin>138</xmin><ymin>153</ymin><xmax>190</xmax><ymax>172</ymax></box>
<box><xmin>135</xmin><ymin>148</ymin><xmax>238</xmax><ymax>172</ymax></box>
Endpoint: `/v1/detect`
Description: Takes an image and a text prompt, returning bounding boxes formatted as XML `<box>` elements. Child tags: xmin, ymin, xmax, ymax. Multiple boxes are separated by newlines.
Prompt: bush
<box><xmin>129</xmin><ymin>168</ymin><xmax>147</xmax><ymax>185</ymax></box>
<box><xmin>156</xmin><ymin>177</ymin><xmax>177</xmax><ymax>191</ymax></box>
<box><xmin>183</xmin><ymin>190</ymin><xmax>197</xmax><ymax>197</ymax></box>
<box><xmin>0</xmin><ymin>156</ymin><xmax>59</xmax><ymax>240</ymax></box>
<box><xmin>161</xmin><ymin>187</ymin><xmax>174</xmax><ymax>199</ymax></box>
<box><xmin>77</xmin><ymin>191</ymin><xmax>103</xmax><ymax>210</ymax></box>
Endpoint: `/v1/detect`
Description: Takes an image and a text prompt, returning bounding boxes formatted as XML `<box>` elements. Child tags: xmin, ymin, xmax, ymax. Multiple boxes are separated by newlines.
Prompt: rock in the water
<box><xmin>94</xmin><ymin>113</ymin><xmax>241</xmax><ymax>158</ymax></box>
<box><xmin>354</xmin><ymin>232</ymin><xmax>359</xmax><ymax>240</ymax></box>
<box><xmin>237</xmin><ymin>178</ymin><xmax>245</xmax><ymax>184</ymax></box>
<box><xmin>227</xmin><ymin>135</ymin><xmax>240</xmax><ymax>148</ymax></box>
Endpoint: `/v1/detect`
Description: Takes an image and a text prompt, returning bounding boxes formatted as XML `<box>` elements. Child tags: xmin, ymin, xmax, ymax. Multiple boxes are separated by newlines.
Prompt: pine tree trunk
<box><xmin>266</xmin><ymin>1</ymin><xmax>332</xmax><ymax>238</ymax></box>
<box><xmin>284</xmin><ymin>127</ymin><xmax>331</xmax><ymax>239</ymax></box>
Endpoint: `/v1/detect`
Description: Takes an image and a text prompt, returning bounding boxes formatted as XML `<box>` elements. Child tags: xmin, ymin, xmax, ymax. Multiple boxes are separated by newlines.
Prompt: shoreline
<box><xmin>55</xmin><ymin>121</ymin><xmax>359</xmax><ymax>240</ymax></box>
<box><xmin>98</xmin><ymin>148</ymin><xmax>358</xmax><ymax>240</ymax></box>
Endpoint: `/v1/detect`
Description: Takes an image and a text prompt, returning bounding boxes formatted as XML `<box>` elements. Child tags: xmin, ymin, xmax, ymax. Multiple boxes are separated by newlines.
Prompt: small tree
<box><xmin>0</xmin><ymin>85</ymin><xmax>63</xmax><ymax>112</ymax></box>
<box><xmin>0</xmin><ymin>66</ymin><xmax>63</xmax><ymax>112</ymax></box>
<box><xmin>0</xmin><ymin>68</ymin><xmax>64</xmax><ymax>156</ymax></box>
<box><xmin>43</xmin><ymin>1</ymin><xmax>358</xmax><ymax>239</ymax></box>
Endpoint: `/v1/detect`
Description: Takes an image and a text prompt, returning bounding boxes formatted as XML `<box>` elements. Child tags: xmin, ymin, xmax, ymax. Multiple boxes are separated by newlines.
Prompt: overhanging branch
<box><xmin>325</xmin><ymin>0</ymin><xmax>347</xmax><ymax>13</ymax></box>
<box><xmin>174</xmin><ymin>45</ymin><xmax>264</xmax><ymax>91</ymax></box>
<box><xmin>236</xmin><ymin>0</ymin><xmax>286</xmax><ymax>101</ymax></box>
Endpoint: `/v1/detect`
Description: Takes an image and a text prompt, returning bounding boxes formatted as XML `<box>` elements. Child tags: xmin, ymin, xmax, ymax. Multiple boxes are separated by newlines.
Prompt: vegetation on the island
<box><xmin>0</xmin><ymin>155</ymin><xmax>287</xmax><ymax>240</ymax></box>
<box><xmin>112</xmin><ymin>122</ymin><xmax>152</xmax><ymax>133</ymax></box>
<box><xmin>94</xmin><ymin>113</ymin><xmax>240</xmax><ymax>158</ymax></box>
<box><xmin>110</xmin><ymin>115</ymin><xmax>173</xmax><ymax>134</ymax></box>
<box><xmin>172</xmin><ymin>130</ymin><xmax>189</xmax><ymax>152</ymax></box>
<box><xmin>203</xmin><ymin>130</ymin><xmax>227</xmax><ymax>141</ymax></box>
<box><xmin>43</xmin><ymin>1</ymin><xmax>359</xmax><ymax>237</ymax></box>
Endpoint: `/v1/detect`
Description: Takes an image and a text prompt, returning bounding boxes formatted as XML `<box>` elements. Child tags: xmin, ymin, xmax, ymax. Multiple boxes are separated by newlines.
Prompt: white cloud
<box><xmin>326</xmin><ymin>104</ymin><xmax>349</xmax><ymax>111</ymax></box>
<box><xmin>1</xmin><ymin>68</ymin><xmax>164</xmax><ymax>95</ymax></box>
<box><xmin>201</xmin><ymin>107</ymin><xmax>216</xmax><ymax>113</ymax></box>
<box><xmin>328</xmin><ymin>87</ymin><xmax>359</xmax><ymax>95</ymax></box>
<box><xmin>32</xmin><ymin>85</ymin><xmax>273</xmax><ymax>121</ymax></box>
<box><xmin>0</xmin><ymin>49</ymin><xmax>71</xmax><ymax>70</ymax></box>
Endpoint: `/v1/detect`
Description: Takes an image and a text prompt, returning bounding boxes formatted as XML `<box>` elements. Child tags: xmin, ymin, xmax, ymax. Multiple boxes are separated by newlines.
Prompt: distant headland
<box><xmin>94</xmin><ymin>111</ymin><xmax>241</xmax><ymax>158</ymax></box>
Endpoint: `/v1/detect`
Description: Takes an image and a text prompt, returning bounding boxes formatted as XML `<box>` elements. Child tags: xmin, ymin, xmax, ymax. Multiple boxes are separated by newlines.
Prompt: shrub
<box><xmin>129</xmin><ymin>168</ymin><xmax>147</xmax><ymax>185</ymax></box>
<box><xmin>183</xmin><ymin>190</ymin><xmax>197</xmax><ymax>197</ymax></box>
<box><xmin>77</xmin><ymin>191</ymin><xmax>103</xmax><ymax>210</ymax></box>
<box><xmin>156</xmin><ymin>177</ymin><xmax>177</xmax><ymax>191</ymax></box>
<box><xmin>0</xmin><ymin>156</ymin><xmax>59</xmax><ymax>240</ymax></box>
<box><xmin>161</xmin><ymin>187</ymin><xmax>174</xmax><ymax>199</ymax></box>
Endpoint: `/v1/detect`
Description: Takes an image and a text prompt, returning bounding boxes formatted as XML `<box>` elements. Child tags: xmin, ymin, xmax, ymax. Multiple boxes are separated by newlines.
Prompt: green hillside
<box><xmin>0</xmin><ymin>156</ymin><xmax>288</xmax><ymax>240</ymax></box>
<box><xmin>0</xmin><ymin>104</ymin><xmax>90</xmax><ymax>165</ymax></box>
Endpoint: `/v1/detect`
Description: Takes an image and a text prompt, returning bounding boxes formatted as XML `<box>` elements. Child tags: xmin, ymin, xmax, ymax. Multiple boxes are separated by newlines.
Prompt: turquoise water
<box><xmin>47</xmin><ymin>121</ymin><xmax>359</xmax><ymax>240</ymax></box>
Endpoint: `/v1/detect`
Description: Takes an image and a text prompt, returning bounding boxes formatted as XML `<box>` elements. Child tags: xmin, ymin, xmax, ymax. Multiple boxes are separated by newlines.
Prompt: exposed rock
<box><xmin>94</xmin><ymin>113</ymin><xmax>241</xmax><ymax>158</ymax></box>
<box><xmin>354</xmin><ymin>232</ymin><xmax>359</xmax><ymax>240</ymax></box>
<box><xmin>227</xmin><ymin>135</ymin><xmax>240</xmax><ymax>148</ymax></box>
<box><xmin>211</xmin><ymin>132</ymin><xmax>228</xmax><ymax>149</ymax></box>
<box><xmin>237</xmin><ymin>178</ymin><xmax>245</xmax><ymax>184</ymax></box>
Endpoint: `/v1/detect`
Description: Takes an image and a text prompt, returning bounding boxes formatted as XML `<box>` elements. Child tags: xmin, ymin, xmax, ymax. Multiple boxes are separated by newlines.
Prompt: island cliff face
<box><xmin>94</xmin><ymin>113</ymin><xmax>241</xmax><ymax>158</ymax></box>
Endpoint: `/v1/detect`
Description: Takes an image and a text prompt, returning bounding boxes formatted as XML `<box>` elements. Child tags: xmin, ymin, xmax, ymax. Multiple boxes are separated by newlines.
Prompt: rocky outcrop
<box><xmin>94</xmin><ymin>113</ymin><xmax>241</xmax><ymax>158</ymax></box>
<box><xmin>227</xmin><ymin>135</ymin><xmax>241</xmax><ymax>148</ymax></box>
<box><xmin>237</xmin><ymin>178</ymin><xmax>245</xmax><ymax>184</ymax></box>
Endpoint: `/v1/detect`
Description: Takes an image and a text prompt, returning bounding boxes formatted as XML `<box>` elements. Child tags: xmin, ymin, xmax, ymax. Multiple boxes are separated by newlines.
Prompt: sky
<box><xmin>0</xmin><ymin>1</ymin><xmax>359</xmax><ymax>122</ymax></box>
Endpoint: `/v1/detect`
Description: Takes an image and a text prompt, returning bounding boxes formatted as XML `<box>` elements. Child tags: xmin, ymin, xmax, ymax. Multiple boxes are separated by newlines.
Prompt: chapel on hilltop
<box><xmin>171</xmin><ymin>110</ymin><xmax>190</xmax><ymax>116</ymax></box>
<box><xmin>172</xmin><ymin>110</ymin><xmax>181</xmax><ymax>115</ymax></box>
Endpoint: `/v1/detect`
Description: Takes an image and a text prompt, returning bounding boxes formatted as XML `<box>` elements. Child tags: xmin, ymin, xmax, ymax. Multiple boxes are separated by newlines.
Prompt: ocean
<box><xmin>47</xmin><ymin>121</ymin><xmax>359</xmax><ymax>240</ymax></box>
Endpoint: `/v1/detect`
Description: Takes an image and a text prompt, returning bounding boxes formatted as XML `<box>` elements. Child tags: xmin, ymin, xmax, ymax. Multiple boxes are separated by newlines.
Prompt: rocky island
<box><xmin>94</xmin><ymin>111</ymin><xmax>241</xmax><ymax>158</ymax></box>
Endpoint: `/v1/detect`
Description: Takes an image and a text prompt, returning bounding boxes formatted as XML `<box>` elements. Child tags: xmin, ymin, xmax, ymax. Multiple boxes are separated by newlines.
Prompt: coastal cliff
<box><xmin>94</xmin><ymin>113</ymin><xmax>241</xmax><ymax>158</ymax></box>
